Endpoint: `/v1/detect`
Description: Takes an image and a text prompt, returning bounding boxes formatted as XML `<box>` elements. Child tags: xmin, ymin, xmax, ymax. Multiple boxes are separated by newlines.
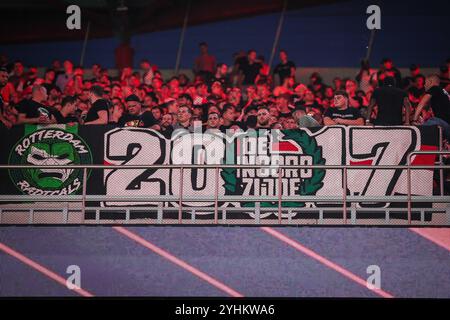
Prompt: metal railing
<box><xmin>0</xmin><ymin>150</ymin><xmax>449</xmax><ymax>225</ymax></box>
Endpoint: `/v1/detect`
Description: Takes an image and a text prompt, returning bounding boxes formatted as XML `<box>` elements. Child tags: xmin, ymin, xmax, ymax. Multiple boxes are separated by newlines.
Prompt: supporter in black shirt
<box><xmin>408</xmin><ymin>75</ymin><xmax>426</xmax><ymax>100</ymax></box>
<box><xmin>210</xmin><ymin>63</ymin><xmax>231</xmax><ymax>88</ymax></box>
<box><xmin>240</xmin><ymin>50</ymin><xmax>262</xmax><ymax>85</ymax></box>
<box><xmin>54</xmin><ymin>95</ymin><xmax>79</xmax><ymax>124</ymax></box>
<box><xmin>118</xmin><ymin>94</ymin><xmax>158</xmax><ymax>128</ymax></box>
<box><xmin>323</xmin><ymin>90</ymin><xmax>364</xmax><ymax>125</ymax></box>
<box><xmin>219</xmin><ymin>104</ymin><xmax>237</xmax><ymax>131</ymax></box>
<box><xmin>42</xmin><ymin>69</ymin><xmax>57</xmax><ymax>94</ymax></box>
<box><xmin>439</xmin><ymin>64</ymin><xmax>450</xmax><ymax>90</ymax></box>
<box><xmin>413</xmin><ymin>75</ymin><xmax>450</xmax><ymax>139</ymax></box>
<box><xmin>367</xmin><ymin>77</ymin><xmax>411</xmax><ymax>125</ymax></box>
<box><xmin>15</xmin><ymin>85</ymin><xmax>57</xmax><ymax>125</ymax></box>
<box><xmin>273</xmin><ymin>50</ymin><xmax>296</xmax><ymax>85</ymax></box>
<box><xmin>377</xmin><ymin>58</ymin><xmax>402</xmax><ymax>87</ymax></box>
<box><xmin>402</xmin><ymin>64</ymin><xmax>421</xmax><ymax>89</ymax></box>
<box><xmin>84</xmin><ymin>85</ymin><xmax>109</xmax><ymax>125</ymax></box>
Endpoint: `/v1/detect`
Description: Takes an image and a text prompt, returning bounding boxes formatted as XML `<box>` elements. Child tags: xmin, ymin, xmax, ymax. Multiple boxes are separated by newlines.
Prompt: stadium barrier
<box><xmin>0</xmin><ymin>124</ymin><xmax>448</xmax><ymax>226</ymax></box>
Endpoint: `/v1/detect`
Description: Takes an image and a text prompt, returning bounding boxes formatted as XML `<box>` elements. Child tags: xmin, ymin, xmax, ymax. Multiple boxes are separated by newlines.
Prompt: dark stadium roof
<box><xmin>0</xmin><ymin>0</ymin><xmax>347</xmax><ymax>44</ymax></box>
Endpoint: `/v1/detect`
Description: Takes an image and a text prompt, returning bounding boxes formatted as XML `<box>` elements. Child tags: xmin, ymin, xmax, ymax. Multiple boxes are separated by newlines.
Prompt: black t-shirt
<box><xmin>378</xmin><ymin>67</ymin><xmax>402</xmax><ymax>87</ymax></box>
<box><xmin>52</xmin><ymin>110</ymin><xmax>79</xmax><ymax>124</ymax></box>
<box><xmin>240</xmin><ymin>60</ymin><xmax>262</xmax><ymax>85</ymax></box>
<box><xmin>15</xmin><ymin>99</ymin><xmax>59</xmax><ymax>120</ymax></box>
<box><xmin>372</xmin><ymin>86</ymin><xmax>407</xmax><ymax>125</ymax></box>
<box><xmin>273</xmin><ymin>61</ymin><xmax>295</xmax><ymax>83</ymax></box>
<box><xmin>43</xmin><ymin>83</ymin><xmax>57</xmax><ymax>94</ymax></box>
<box><xmin>209</xmin><ymin>76</ymin><xmax>231</xmax><ymax>89</ymax></box>
<box><xmin>324</xmin><ymin>107</ymin><xmax>363</xmax><ymax>121</ymax></box>
<box><xmin>427</xmin><ymin>86</ymin><xmax>450</xmax><ymax>123</ymax></box>
<box><xmin>408</xmin><ymin>86</ymin><xmax>425</xmax><ymax>99</ymax></box>
<box><xmin>402</xmin><ymin>76</ymin><xmax>415</xmax><ymax>89</ymax></box>
<box><xmin>118</xmin><ymin>111</ymin><xmax>157</xmax><ymax>127</ymax></box>
<box><xmin>85</xmin><ymin>99</ymin><xmax>109</xmax><ymax>123</ymax></box>
<box><xmin>160</xmin><ymin>125</ymin><xmax>174</xmax><ymax>139</ymax></box>
<box><xmin>235</xmin><ymin>56</ymin><xmax>247</xmax><ymax>70</ymax></box>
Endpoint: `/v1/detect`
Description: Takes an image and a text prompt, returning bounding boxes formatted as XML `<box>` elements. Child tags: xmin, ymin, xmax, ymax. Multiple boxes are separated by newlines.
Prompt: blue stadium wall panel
<box><xmin>1</xmin><ymin>0</ymin><xmax>449</xmax><ymax>68</ymax></box>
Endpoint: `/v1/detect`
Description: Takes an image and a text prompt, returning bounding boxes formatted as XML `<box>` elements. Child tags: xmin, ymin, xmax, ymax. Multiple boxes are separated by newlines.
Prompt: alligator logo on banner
<box><xmin>8</xmin><ymin>125</ymin><xmax>93</xmax><ymax>196</ymax></box>
<box><xmin>221</xmin><ymin>129</ymin><xmax>325</xmax><ymax>208</ymax></box>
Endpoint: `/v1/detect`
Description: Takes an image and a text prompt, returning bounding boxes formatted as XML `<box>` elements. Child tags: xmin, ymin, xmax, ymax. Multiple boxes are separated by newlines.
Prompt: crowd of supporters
<box><xmin>0</xmin><ymin>44</ymin><xmax>449</xmax><ymax>140</ymax></box>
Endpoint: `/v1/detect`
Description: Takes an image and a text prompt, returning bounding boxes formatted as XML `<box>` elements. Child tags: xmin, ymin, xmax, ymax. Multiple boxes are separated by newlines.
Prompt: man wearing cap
<box><xmin>323</xmin><ymin>90</ymin><xmax>364</xmax><ymax>126</ymax></box>
<box><xmin>118</xmin><ymin>94</ymin><xmax>158</xmax><ymax>128</ymax></box>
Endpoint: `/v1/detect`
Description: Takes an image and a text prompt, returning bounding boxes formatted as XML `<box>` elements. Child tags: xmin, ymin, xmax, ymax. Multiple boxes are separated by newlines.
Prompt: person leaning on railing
<box><xmin>412</xmin><ymin>75</ymin><xmax>450</xmax><ymax>140</ymax></box>
<box><xmin>323</xmin><ymin>90</ymin><xmax>365</xmax><ymax>126</ymax></box>
<box><xmin>366</xmin><ymin>76</ymin><xmax>411</xmax><ymax>126</ymax></box>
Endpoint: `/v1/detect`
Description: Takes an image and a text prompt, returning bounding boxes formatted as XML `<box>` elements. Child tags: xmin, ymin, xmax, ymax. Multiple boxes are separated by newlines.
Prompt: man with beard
<box><xmin>159</xmin><ymin>113</ymin><xmax>174</xmax><ymax>138</ymax></box>
<box><xmin>210</xmin><ymin>63</ymin><xmax>231</xmax><ymax>88</ymax></box>
<box><xmin>256</xmin><ymin>106</ymin><xmax>272</xmax><ymax>129</ymax></box>
<box><xmin>118</xmin><ymin>94</ymin><xmax>157</xmax><ymax>128</ymax></box>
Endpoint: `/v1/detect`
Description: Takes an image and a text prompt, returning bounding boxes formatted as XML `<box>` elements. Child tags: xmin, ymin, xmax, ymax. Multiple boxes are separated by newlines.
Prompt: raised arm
<box><xmin>403</xmin><ymin>97</ymin><xmax>412</xmax><ymax>125</ymax></box>
<box><xmin>413</xmin><ymin>94</ymin><xmax>431</xmax><ymax>123</ymax></box>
